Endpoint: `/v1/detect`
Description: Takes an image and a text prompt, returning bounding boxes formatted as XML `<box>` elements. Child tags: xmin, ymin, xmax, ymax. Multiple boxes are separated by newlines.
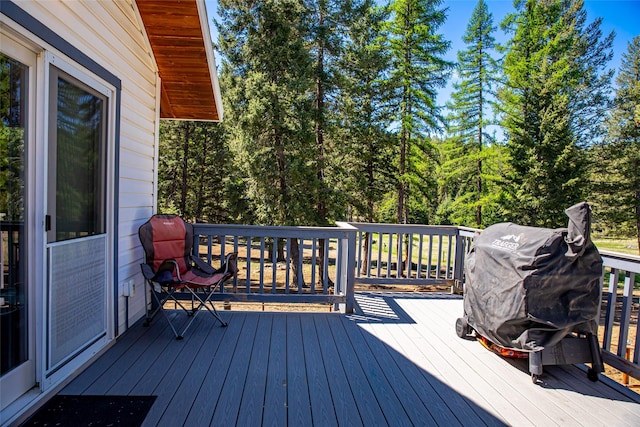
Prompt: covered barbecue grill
<box><xmin>456</xmin><ymin>202</ymin><xmax>605</xmax><ymax>383</ymax></box>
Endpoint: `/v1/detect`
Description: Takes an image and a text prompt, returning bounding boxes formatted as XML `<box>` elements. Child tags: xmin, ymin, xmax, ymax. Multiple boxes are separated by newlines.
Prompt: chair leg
<box><xmin>144</xmin><ymin>282</ymin><xmax>163</xmax><ymax>326</ymax></box>
<box><xmin>200</xmin><ymin>300</ymin><xmax>228</xmax><ymax>327</ymax></box>
<box><xmin>182</xmin><ymin>286</ymin><xmax>228</xmax><ymax>329</ymax></box>
<box><xmin>145</xmin><ymin>283</ymin><xmax>192</xmax><ymax>340</ymax></box>
<box><xmin>146</xmin><ymin>282</ymin><xmax>229</xmax><ymax>339</ymax></box>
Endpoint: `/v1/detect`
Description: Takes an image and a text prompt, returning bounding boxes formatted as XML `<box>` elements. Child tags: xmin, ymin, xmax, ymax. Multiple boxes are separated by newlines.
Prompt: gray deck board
<box><xmin>286</xmin><ymin>314</ymin><xmax>313</xmax><ymax>427</ymax></box>
<box><xmin>323</xmin><ymin>314</ymin><xmax>382</xmax><ymax>426</ymax></box>
<box><xmin>369</xmin><ymin>321</ymin><xmax>463</xmax><ymax>426</ymax></box>
<box><xmin>141</xmin><ymin>315</ymin><xmax>220</xmax><ymax>426</ymax></box>
<box><xmin>59</xmin><ymin>292</ymin><xmax>640</xmax><ymax>427</ymax></box>
<box><xmin>236</xmin><ymin>313</ymin><xmax>272</xmax><ymax>426</ymax></box>
<box><xmin>341</xmin><ymin>311</ymin><xmax>414</xmax><ymax>426</ymax></box>
<box><xmin>210</xmin><ymin>313</ymin><xmax>259</xmax><ymax>426</ymax></box>
<box><xmin>411</xmin><ymin>299</ymin><xmax>549</xmax><ymax>426</ymax></box>
<box><xmin>262</xmin><ymin>314</ymin><xmax>287</xmax><ymax>427</ymax></box>
<box><xmin>179</xmin><ymin>312</ymin><xmax>245</xmax><ymax>427</ymax></box>
<box><xmin>353</xmin><ymin>318</ymin><xmax>438</xmax><ymax>425</ymax></box>
<box><xmin>313</xmin><ymin>314</ymin><xmax>364</xmax><ymax>427</ymax></box>
<box><xmin>300</xmin><ymin>315</ymin><xmax>338</xmax><ymax>427</ymax></box>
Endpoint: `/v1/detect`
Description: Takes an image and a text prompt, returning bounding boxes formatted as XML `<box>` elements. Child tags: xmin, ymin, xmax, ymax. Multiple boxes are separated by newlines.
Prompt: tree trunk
<box><xmin>477</xmin><ymin>76</ymin><xmax>483</xmax><ymax>227</ymax></box>
<box><xmin>290</xmin><ymin>237</ymin><xmax>305</xmax><ymax>288</ymax></box>
<box><xmin>361</xmin><ymin>232</ymin><xmax>370</xmax><ymax>276</ymax></box>
<box><xmin>195</xmin><ymin>128</ymin><xmax>207</xmax><ymax>220</ymax></box>
<box><xmin>180</xmin><ymin>122</ymin><xmax>190</xmax><ymax>216</ymax></box>
<box><xmin>314</xmin><ymin>7</ymin><xmax>329</xmax><ymax>287</ymax></box>
<box><xmin>277</xmin><ymin>238</ymin><xmax>286</xmax><ymax>262</ymax></box>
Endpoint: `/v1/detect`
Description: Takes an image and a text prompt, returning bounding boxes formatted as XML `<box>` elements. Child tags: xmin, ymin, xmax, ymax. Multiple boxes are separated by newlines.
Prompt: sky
<box><xmin>204</xmin><ymin>0</ymin><xmax>640</xmax><ymax>106</ymax></box>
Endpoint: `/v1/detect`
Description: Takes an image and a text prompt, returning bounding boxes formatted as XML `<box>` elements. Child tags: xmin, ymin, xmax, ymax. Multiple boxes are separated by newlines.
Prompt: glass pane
<box><xmin>0</xmin><ymin>53</ymin><xmax>28</xmax><ymax>375</ymax></box>
<box><xmin>54</xmin><ymin>76</ymin><xmax>105</xmax><ymax>241</ymax></box>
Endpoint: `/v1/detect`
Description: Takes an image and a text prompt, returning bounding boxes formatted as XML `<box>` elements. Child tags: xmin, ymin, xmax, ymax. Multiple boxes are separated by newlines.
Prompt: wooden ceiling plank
<box><xmin>137</xmin><ymin>0</ymin><xmax>219</xmax><ymax>121</ymax></box>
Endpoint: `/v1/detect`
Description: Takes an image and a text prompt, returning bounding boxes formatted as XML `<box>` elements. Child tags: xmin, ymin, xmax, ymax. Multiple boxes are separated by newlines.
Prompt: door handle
<box><xmin>45</xmin><ymin>215</ymin><xmax>51</xmax><ymax>231</ymax></box>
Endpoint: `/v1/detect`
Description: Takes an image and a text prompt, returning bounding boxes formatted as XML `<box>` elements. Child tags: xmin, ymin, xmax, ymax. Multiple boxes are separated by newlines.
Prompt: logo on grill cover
<box><xmin>491</xmin><ymin>234</ymin><xmax>521</xmax><ymax>252</ymax></box>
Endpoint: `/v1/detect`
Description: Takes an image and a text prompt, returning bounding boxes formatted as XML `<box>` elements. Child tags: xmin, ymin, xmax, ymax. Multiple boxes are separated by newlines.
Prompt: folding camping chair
<box><xmin>139</xmin><ymin>214</ymin><xmax>238</xmax><ymax>339</ymax></box>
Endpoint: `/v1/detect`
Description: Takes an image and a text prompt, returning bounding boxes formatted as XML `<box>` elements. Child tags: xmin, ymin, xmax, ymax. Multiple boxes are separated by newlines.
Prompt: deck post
<box><xmin>452</xmin><ymin>231</ymin><xmax>466</xmax><ymax>294</ymax></box>
<box><xmin>336</xmin><ymin>222</ymin><xmax>357</xmax><ymax>313</ymax></box>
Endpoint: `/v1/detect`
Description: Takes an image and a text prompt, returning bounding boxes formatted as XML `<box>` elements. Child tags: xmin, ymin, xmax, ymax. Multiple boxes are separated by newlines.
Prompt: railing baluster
<box><xmin>220</xmin><ymin>235</ymin><xmax>225</xmax><ymax>263</ymax></box>
<box><xmin>427</xmin><ymin>235</ymin><xmax>433</xmax><ymax>279</ymax></box>
<box><xmin>285</xmin><ymin>238</ymin><xmax>291</xmax><ymax>294</ymax></box>
<box><xmin>336</xmin><ymin>237</ymin><xmax>343</xmax><ymax>297</ymax></box>
<box><xmin>311</xmin><ymin>239</ymin><xmax>317</xmax><ymax>294</ymax></box>
<box><xmin>323</xmin><ymin>238</ymin><xmax>329</xmax><ymax>294</ymax></box>
<box><xmin>356</xmin><ymin>232</ymin><xmax>362</xmax><ymax>278</ymax></box>
<box><xmin>602</xmin><ymin>267</ymin><xmax>618</xmax><ymax>352</ymax></box>
<box><xmin>397</xmin><ymin>232</ymin><xmax>402</xmax><ymax>278</ymax></box>
<box><xmin>245</xmin><ymin>237</ymin><xmax>252</xmax><ymax>293</ymax></box>
<box><xmin>271</xmin><ymin>238</ymin><xmax>278</xmax><ymax>293</ymax></box>
<box><xmin>634</xmin><ymin>292</ymin><xmax>640</xmax><ymax>365</ymax></box>
<box><xmin>417</xmin><ymin>234</ymin><xmax>424</xmax><ymax>279</ymax></box>
<box><xmin>259</xmin><ymin>237</ymin><xmax>265</xmax><ymax>294</ymax></box>
<box><xmin>366</xmin><ymin>232</ymin><xmax>372</xmax><ymax>278</ymax></box>
<box><xmin>407</xmin><ymin>233</ymin><xmax>413</xmax><ymax>279</ymax></box>
<box><xmin>376</xmin><ymin>232</ymin><xmax>382</xmax><ymax>278</ymax></box>
<box><xmin>436</xmin><ymin>235</ymin><xmax>443</xmax><ymax>280</ymax></box>
<box><xmin>386</xmin><ymin>233</ymin><xmax>392</xmax><ymax>278</ymax></box>
<box><xmin>617</xmin><ymin>271</ymin><xmax>633</xmax><ymax>357</ymax></box>
<box><xmin>297</xmin><ymin>238</ymin><xmax>303</xmax><ymax>293</ymax></box>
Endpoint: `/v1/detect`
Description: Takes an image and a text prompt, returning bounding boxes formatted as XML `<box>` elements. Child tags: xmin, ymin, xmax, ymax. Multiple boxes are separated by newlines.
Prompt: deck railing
<box><xmin>600</xmin><ymin>251</ymin><xmax>640</xmax><ymax>381</ymax></box>
<box><xmin>346</xmin><ymin>222</ymin><xmax>477</xmax><ymax>293</ymax></box>
<box><xmin>190</xmin><ymin>223</ymin><xmax>477</xmax><ymax>312</ymax></box>
<box><xmin>190</xmin><ymin>221</ymin><xmax>639</xmax><ymax>381</ymax></box>
<box><xmin>192</xmin><ymin>222</ymin><xmax>357</xmax><ymax>312</ymax></box>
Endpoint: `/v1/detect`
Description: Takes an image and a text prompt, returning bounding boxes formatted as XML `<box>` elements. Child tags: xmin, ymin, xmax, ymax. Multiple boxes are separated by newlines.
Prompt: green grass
<box><xmin>592</xmin><ymin>237</ymin><xmax>639</xmax><ymax>256</ymax></box>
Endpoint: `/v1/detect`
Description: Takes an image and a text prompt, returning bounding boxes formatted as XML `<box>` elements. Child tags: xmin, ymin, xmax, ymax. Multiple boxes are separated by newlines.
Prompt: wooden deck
<box><xmin>60</xmin><ymin>292</ymin><xmax>640</xmax><ymax>426</ymax></box>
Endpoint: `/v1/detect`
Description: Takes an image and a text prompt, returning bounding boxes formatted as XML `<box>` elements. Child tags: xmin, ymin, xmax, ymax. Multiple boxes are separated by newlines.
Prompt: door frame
<box><xmin>0</xmin><ymin>27</ymin><xmax>38</xmax><ymax>413</ymax></box>
<box><xmin>39</xmin><ymin>49</ymin><xmax>117</xmax><ymax>391</ymax></box>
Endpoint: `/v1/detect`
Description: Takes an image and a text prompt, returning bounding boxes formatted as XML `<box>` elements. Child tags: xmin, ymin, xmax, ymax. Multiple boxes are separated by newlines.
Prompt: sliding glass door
<box><xmin>0</xmin><ymin>40</ymin><xmax>35</xmax><ymax>411</ymax></box>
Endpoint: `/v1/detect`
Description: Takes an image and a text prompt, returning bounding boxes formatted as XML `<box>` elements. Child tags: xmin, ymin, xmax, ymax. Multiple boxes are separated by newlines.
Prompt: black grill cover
<box><xmin>463</xmin><ymin>202</ymin><xmax>602</xmax><ymax>351</ymax></box>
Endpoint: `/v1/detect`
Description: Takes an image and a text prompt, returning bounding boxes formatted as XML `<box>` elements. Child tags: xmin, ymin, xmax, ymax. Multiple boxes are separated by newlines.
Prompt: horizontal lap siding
<box><xmin>19</xmin><ymin>0</ymin><xmax>159</xmax><ymax>332</ymax></box>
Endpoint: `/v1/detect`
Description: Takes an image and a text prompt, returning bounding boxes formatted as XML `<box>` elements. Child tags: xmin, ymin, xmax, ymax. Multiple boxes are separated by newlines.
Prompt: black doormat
<box><xmin>20</xmin><ymin>395</ymin><xmax>156</xmax><ymax>427</ymax></box>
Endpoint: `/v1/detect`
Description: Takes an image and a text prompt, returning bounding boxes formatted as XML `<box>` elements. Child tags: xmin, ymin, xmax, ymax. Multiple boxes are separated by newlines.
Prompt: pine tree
<box><xmin>157</xmin><ymin>121</ymin><xmax>234</xmax><ymax>223</ymax></box>
<box><xmin>336</xmin><ymin>1</ymin><xmax>394</xmax><ymax>222</ymax></box>
<box><xmin>499</xmin><ymin>0</ymin><xmax>613</xmax><ymax>227</ymax></box>
<box><xmin>217</xmin><ymin>0</ymin><xmax>316</xmax><ymax>284</ymax></box>
<box><xmin>386</xmin><ymin>0</ymin><xmax>453</xmax><ymax>225</ymax></box>
<box><xmin>442</xmin><ymin>0</ymin><xmax>503</xmax><ymax>227</ymax></box>
<box><xmin>333</xmin><ymin>1</ymin><xmax>396</xmax><ymax>273</ymax></box>
<box><xmin>217</xmin><ymin>0</ymin><xmax>315</xmax><ymax>226</ymax></box>
<box><xmin>303</xmin><ymin>0</ymin><xmax>342</xmax><ymax>227</ymax></box>
<box><xmin>592</xmin><ymin>36</ymin><xmax>640</xmax><ymax>253</ymax></box>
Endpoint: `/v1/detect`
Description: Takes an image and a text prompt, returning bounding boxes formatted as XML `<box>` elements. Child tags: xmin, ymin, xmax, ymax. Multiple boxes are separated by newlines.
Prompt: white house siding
<box><xmin>16</xmin><ymin>0</ymin><xmax>159</xmax><ymax>334</ymax></box>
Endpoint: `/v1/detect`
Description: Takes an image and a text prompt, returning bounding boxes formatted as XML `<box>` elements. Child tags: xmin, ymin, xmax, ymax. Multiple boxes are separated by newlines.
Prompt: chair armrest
<box><xmin>192</xmin><ymin>256</ymin><xmax>216</xmax><ymax>275</ymax></box>
<box><xmin>214</xmin><ymin>252</ymin><xmax>239</xmax><ymax>276</ymax></box>
<box><xmin>224</xmin><ymin>252</ymin><xmax>239</xmax><ymax>276</ymax></box>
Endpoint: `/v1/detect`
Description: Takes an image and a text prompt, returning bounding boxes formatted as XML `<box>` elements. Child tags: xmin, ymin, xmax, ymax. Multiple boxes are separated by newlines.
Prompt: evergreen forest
<box><xmin>157</xmin><ymin>0</ymin><xmax>640</xmax><ymax>255</ymax></box>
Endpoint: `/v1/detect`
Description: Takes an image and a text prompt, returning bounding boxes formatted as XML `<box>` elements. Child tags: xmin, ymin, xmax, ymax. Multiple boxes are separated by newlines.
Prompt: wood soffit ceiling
<box><xmin>136</xmin><ymin>0</ymin><xmax>220</xmax><ymax>121</ymax></box>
